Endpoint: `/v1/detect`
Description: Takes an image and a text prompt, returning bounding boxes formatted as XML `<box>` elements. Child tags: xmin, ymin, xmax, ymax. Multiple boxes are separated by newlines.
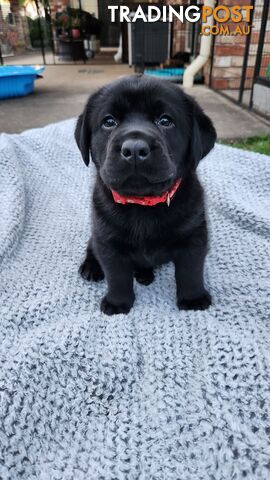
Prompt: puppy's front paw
<box><xmin>79</xmin><ymin>258</ymin><xmax>104</xmax><ymax>282</ymax></box>
<box><xmin>135</xmin><ymin>268</ymin><xmax>154</xmax><ymax>286</ymax></box>
<box><xmin>177</xmin><ymin>292</ymin><xmax>212</xmax><ymax>311</ymax></box>
<box><xmin>100</xmin><ymin>296</ymin><xmax>133</xmax><ymax>316</ymax></box>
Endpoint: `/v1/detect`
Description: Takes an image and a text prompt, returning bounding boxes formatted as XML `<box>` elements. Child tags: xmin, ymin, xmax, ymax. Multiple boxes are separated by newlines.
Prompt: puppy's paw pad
<box><xmin>79</xmin><ymin>259</ymin><xmax>104</xmax><ymax>282</ymax></box>
<box><xmin>100</xmin><ymin>297</ymin><xmax>132</xmax><ymax>316</ymax></box>
<box><xmin>135</xmin><ymin>268</ymin><xmax>154</xmax><ymax>286</ymax></box>
<box><xmin>178</xmin><ymin>292</ymin><xmax>212</xmax><ymax>311</ymax></box>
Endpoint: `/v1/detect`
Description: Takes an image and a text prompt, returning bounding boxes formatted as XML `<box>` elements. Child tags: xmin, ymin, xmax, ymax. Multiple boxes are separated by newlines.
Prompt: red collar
<box><xmin>111</xmin><ymin>179</ymin><xmax>181</xmax><ymax>207</ymax></box>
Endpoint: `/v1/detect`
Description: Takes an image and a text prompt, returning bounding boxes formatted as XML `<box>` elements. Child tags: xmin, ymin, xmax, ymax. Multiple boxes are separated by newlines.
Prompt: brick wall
<box><xmin>165</xmin><ymin>0</ymin><xmax>188</xmax><ymax>56</ymax></box>
<box><xmin>204</xmin><ymin>0</ymin><xmax>267</xmax><ymax>90</ymax></box>
<box><xmin>4</xmin><ymin>0</ymin><xmax>31</xmax><ymax>53</ymax></box>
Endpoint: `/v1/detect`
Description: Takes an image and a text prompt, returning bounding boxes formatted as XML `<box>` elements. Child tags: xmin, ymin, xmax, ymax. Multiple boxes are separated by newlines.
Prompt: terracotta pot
<box><xmin>71</xmin><ymin>28</ymin><xmax>80</xmax><ymax>39</ymax></box>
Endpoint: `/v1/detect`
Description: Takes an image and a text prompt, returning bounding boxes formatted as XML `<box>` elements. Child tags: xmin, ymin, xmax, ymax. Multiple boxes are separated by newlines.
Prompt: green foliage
<box><xmin>222</xmin><ymin>136</ymin><xmax>270</xmax><ymax>156</ymax></box>
<box><xmin>53</xmin><ymin>7</ymin><xmax>82</xmax><ymax>29</ymax></box>
<box><xmin>27</xmin><ymin>16</ymin><xmax>51</xmax><ymax>48</ymax></box>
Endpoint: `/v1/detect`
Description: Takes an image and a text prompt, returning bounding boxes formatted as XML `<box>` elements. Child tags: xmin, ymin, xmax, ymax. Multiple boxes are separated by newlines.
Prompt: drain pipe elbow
<box><xmin>183</xmin><ymin>0</ymin><xmax>215</xmax><ymax>88</ymax></box>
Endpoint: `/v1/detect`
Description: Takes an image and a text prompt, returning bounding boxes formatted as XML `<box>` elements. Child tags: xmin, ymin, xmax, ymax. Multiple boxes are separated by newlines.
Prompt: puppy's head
<box><xmin>75</xmin><ymin>75</ymin><xmax>216</xmax><ymax>196</ymax></box>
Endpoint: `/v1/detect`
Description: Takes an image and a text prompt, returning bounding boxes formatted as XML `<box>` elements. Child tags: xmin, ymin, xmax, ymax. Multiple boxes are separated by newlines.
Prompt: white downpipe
<box><xmin>183</xmin><ymin>0</ymin><xmax>215</xmax><ymax>88</ymax></box>
<box><xmin>114</xmin><ymin>34</ymin><xmax>123</xmax><ymax>63</ymax></box>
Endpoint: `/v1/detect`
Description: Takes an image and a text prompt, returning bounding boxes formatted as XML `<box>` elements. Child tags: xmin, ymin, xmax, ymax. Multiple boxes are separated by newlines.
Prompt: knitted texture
<box><xmin>0</xmin><ymin>119</ymin><xmax>270</xmax><ymax>480</ymax></box>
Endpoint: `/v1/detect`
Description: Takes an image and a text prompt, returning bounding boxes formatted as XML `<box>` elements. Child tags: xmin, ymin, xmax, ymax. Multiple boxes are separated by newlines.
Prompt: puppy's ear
<box><xmin>190</xmin><ymin>99</ymin><xmax>216</xmax><ymax>170</ymax></box>
<box><xmin>75</xmin><ymin>108</ymin><xmax>91</xmax><ymax>166</ymax></box>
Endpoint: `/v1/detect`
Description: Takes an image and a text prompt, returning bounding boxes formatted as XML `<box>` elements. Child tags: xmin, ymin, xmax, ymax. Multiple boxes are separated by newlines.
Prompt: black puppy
<box><xmin>75</xmin><ymin>75</ymin><xmax>216</xmax><ymax>315</ymax></box>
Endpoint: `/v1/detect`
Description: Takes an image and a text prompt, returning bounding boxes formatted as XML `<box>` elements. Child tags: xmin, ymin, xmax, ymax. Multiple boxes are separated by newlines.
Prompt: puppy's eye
<box><xmin>157</xmin><ymin>115</ymin><xmax>174</xmax><ymax>128</ymax></box>
<box><xmin>102</xmin><ymin>115</ymin><xmax>118</xmax><ymax>129</ymax></box>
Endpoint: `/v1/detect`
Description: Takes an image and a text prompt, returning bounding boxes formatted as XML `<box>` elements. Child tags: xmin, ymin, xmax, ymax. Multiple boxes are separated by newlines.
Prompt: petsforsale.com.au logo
<box><xmin>108</xmin><ymin>4</ymin><xmax>253</xmax><ymax>36</ymax></box>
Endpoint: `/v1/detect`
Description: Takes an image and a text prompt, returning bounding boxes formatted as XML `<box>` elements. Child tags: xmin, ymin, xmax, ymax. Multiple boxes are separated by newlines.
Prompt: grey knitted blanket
<box><xmin>0</xmin><ymin>119</ymin><xmax>270</xmax><ymax>480</ymax></box>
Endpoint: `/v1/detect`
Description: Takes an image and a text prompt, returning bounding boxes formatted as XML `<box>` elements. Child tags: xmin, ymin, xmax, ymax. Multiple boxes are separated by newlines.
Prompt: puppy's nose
<box><xmin>121</xmin><ymin>139</ymin><xmax>150</xmax><ymax>163</ymax></box>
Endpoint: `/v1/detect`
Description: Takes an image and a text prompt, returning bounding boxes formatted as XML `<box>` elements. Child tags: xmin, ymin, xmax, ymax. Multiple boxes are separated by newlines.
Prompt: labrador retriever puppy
<box><xmin>75</xmin><ymin>75</ymin><xmax>216</xmax><ymax>315</ymax></box>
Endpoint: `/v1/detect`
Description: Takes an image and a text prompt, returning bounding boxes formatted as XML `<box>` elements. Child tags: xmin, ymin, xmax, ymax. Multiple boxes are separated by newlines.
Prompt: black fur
<box><xmin>75</xmin><ymin>75</ymin><xmax>216</xmax><ymax>315</ymax></box>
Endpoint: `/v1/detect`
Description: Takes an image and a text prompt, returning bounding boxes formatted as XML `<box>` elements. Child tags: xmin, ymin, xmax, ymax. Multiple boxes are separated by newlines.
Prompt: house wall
<box><xmin>82</xmin><ymin>0</ymin><xmax>98</xmax><ymax>17</ymax></box>
<box><xmin>165</xmin><ymin>0</ymin><xmax>188</xmax><ymax>56</ymax></box>
<box><xmin>0</xmin><ymin>0</ymin><xmax>31</xmax><ymax>54</ymax></box>
<box><xmin>70</xmin><ymin>0</ymin><xmax>98</xmax><ymax>17</ymax></box>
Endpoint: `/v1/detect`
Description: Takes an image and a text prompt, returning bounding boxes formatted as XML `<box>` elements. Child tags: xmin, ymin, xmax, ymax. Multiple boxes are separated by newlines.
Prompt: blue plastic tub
<box><xmin>144</xmin><ymin>68</ymin><xmax>185</xmax><ymax>83</ymax></box>
<box><xmin>0</xmin><ymin>65</ymin><xmax>45</xmax><ymax>100</ymax></box>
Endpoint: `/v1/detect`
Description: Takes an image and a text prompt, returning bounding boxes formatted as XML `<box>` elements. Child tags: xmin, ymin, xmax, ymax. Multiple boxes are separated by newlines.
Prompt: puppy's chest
<box><xmin>126</xmin><ymin>215</ymin><xmax>176</xmax><ymax>265</ymax></box>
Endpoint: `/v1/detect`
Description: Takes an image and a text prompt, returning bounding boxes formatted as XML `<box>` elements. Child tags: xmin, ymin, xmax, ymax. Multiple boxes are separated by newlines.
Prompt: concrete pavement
<box><xmin>185</xmin><ymin>86</ymin><xmax>270</xmax><ymax>140</ymax></box>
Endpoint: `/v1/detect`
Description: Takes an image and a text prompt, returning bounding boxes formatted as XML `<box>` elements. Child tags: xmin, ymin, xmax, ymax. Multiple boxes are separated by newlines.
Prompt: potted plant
<box><xmin>53</xmin><ymin>12</ymin><xmax>71</xmax><ymax>38</ymax></box>
<box><xmin>71</xmin><ymin>17</ymin><xmax>81</xmax><ymax>39</ymax></box>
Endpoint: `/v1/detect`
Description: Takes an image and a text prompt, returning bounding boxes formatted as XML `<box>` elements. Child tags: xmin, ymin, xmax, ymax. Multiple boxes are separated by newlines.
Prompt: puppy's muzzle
<box><xmin>121</xmin><ymin>138</ymin><xmax>151</xmax><ymax>165</ymax></box>
<box><xmin>101</xmin><ymin>126</ymin><xmax>177</xmax><ymax>194</ymax></box>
